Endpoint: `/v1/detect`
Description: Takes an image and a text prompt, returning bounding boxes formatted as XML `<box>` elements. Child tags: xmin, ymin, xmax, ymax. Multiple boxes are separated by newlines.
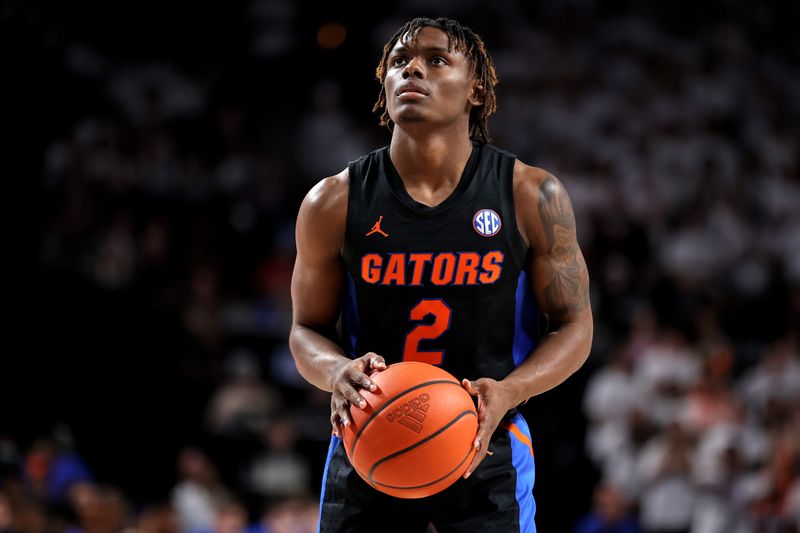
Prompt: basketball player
<box><xmin>289</xmin><ymin>17</ymin><xmax>592</xmax><ymax>533</ymax></box>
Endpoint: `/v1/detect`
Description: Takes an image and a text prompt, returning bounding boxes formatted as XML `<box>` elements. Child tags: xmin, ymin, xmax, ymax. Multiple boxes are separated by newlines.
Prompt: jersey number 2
<box><xmin>402</xmin><ymin>299</ymin><xmax>452</xmax><ymax>365</ymax></box>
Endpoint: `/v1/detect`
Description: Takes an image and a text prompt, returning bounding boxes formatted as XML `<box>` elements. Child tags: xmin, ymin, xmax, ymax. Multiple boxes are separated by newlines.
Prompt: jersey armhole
<box><xmin>503</xmin><ymin>156</ymin><xmax>530</xmax><ymax>271</ymax></box>
<box><xmin>341</xmin><ymin>162</ymin><xmax>357</xmax><ymax>263</ymax></box>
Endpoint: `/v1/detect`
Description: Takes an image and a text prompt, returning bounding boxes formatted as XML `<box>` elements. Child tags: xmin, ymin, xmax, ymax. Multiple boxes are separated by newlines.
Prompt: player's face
<box><xmin>384</xmin><ymin>26</ymin><xmax>482</xmax><ymax>130</ymax></box>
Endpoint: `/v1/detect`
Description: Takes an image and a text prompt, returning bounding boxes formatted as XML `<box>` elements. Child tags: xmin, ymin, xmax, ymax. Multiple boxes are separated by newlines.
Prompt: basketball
<box><xmin>341</xmin><ymin>361</ymin><xmax>478</xmax><ymax>499</ymax></box>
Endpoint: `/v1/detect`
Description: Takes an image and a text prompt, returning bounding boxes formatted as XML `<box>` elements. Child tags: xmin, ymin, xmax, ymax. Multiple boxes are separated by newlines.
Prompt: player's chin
<box><xmin>392</xmin><ymin>111</ymin><xmax>429</xmax><ymax>126</ymax></box>
<box><xmin>389</xmin><ymin>103</ymin><xmax>428</xmax><ymax>119</ymax></box>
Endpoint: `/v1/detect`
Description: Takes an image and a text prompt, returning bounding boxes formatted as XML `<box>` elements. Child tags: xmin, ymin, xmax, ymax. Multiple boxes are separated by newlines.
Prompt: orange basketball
<box><xmin>341</xmin><ymin>361</ymin><xmax>478</xmax><ymax>499</ymax></box>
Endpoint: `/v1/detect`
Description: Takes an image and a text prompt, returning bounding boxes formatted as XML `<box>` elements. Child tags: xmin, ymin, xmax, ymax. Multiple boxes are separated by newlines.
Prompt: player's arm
<box><xmin>463</xmin><ymin>162</ymin><xmax>592</xmax><ymax>477</ymax></box>
<box><xmin>502</xmin><ymin>163</ymin><xmax>593</xmax><ymax>401</ymax></box>
<box><xmin>289</xmin><ymin>170</ymin><xmax>385</xmax><ymax>434</ymax></box>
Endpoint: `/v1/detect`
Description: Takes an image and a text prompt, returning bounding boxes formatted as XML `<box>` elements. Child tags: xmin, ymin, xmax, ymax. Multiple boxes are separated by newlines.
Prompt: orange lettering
<box><xmin>408</xmin><ymin>253</ymin><xmax>433</xmax><ymax>286</ymax></box>
<box><xmin>478</xmin><ymin>251</ymin><xmax>503</xmax><ymax>284</ymax></box>
<box><xmin>431</xmin><ymin>253</ymin><xmax>456</xmax><ymax>285</ymax></box>
<box><xmin>403</xmin><ymin>299</ymin><xmax>452</xmax><ymax>364</ymax></box>
<box><xmin>362</xmin><ymin>254</ymin><xmax>382</xmax><ymax>284</ymax></box>
<box><xmin>381</xmin><ymin>254</ymin><xmax>406</xmax><ymax>285</ymax></box>
<box><xmin>454</xmin><ymin>252</ymin><xmax>481</xmax><ymax>285</ymax></box>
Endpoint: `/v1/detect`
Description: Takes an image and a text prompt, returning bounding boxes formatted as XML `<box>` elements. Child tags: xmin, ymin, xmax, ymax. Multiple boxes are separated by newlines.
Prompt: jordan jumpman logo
<box><xmin>366</xmin><ymin>215</ymin><xmax>389</xmax><ymax>237</ymax></box>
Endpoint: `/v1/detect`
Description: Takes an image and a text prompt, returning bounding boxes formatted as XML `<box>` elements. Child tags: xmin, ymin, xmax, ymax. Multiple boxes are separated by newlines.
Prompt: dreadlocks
<box><xmin>372</xmin><ymin>17</ymin><xmax>498</xmax><ymax>143</ymax></box>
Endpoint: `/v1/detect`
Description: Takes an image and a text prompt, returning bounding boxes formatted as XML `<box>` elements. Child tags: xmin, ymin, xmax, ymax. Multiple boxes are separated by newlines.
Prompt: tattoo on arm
<box><xmin>538</xmin><ymin>175</ymin><xmax>590</xmax><ymax>322</ymax></box>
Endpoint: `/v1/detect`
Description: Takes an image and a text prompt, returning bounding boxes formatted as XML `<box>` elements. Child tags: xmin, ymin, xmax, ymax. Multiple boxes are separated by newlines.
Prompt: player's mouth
<box><xmin>397</xmin><ymin>82</ymin><xmax>429</xmax><ymax>100</ymax></box>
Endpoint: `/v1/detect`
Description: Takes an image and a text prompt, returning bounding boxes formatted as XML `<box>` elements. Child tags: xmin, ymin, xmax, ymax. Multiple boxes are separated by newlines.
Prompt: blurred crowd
<box><xmin>5</xmin><ymin>0</ymin><xmax>799</xmax><ymax>532</ymax></box>
<box><xmin>498</xmin><ymin>5</ymin><xmax>800</xmax><ymax>533</ymax></box>
<box><xmin>579</xmin><ymin>326</ymin><xmax>800</xmax><ymax>532</ymax></box>
<box><xmin>0</xmin><ymin>430</ymin><xmax>318</xmax><ymax>533</ymax></box>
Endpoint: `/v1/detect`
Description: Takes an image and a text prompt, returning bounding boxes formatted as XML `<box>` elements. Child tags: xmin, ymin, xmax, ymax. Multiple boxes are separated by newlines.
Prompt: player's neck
<box><xmin>388</xmin><ymin>129</ymin><xmax>474</xmax><ymax>194</ymax></box>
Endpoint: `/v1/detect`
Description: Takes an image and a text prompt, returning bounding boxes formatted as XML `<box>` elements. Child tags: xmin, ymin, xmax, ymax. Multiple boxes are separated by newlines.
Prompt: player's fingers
<box><xmin>473</xmin><ymin>415</ymin><xmax>494</xmax><ymax>452</ymax></box>
<box><xmin>466</xmin><ymin>411</ymin><xmax>499</xmax><ymax>478</ymax></box>
<box><xmin>333</xmin><ymin>408</ymin><xmax>352</xmax><ymax>435</ymax></box>
<box><xmin>353</xmin><ymin>355</ymin><xmax>369</xmax><ymax>373</ymax></box>
<box><xmin>464</xmin><ymin>445</ymin><xmax>487</xmax><ymax>479</ymax></box>
<box><xmin>341</xmin><ymin>384</ymin><xmax>368</xmax><ymax>409</ymax></box>
<box><xmin>462</xmin><ymin>379</ymin><xmax>486</xmax><ymax>423</ymax></box>
<box><xmin>462</xmin><ymin>378</ymin><xmax>479</xmax><ymax>397</ymax></box>
<box><xmin>330</xmin><ymin>395</ymin><xmax>351</xmax><ymax>437</ymax></box>
<box><xmin>348</xmin><ymin>368</ymin><xmax>377</xmax><ymax>392</ymax></box>
<box><xmin>330</xmin><ymin>410</ymin><xmax>342</xmax><ymax>437</ymax></box>
<box><xmin>477</xmin><ymin>394</ymin><xmax>486</xmax><ymax>413</ymax></box>
<box><xmin>367</xmin><ymin>353</ymin><xmax>387</xmax><ymax>370</ymax></box>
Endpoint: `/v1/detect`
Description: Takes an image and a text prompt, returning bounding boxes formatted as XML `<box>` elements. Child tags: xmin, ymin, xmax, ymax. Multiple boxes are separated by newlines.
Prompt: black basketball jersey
<box><xmin>340</xmin><ymin>140</ymin><xmax>542</xmax><ymax>382</ymax></box>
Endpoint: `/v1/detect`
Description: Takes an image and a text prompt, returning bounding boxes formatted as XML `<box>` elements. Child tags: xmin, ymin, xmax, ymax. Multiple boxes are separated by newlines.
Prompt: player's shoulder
<box><xmin>302</xmin><ymin>146</ymin><xmax>386</xmax><ymax>212</ymax></box>
<box><xmin>296</xmin><ymin>169</ymin><xmax>350</xmax><ymax>251</ymax></box>
<box><xmin>511</xmin><ymin>160</ymin><xmax>574</xmax><ymax>251</ymax></box>
<box><xmin>512</xmin><ymin>159</ymin><xmax>567</xmax><ymax>206</ymax></box>
<box><xmin>299</xmin><ymin>144</ymin><xmax>388</xmax><ymax>224</ymax></box>
<box><xmin>301</xmin><ymin>168</ymin><xmax>350</xmax><ymax>218</ymax></box>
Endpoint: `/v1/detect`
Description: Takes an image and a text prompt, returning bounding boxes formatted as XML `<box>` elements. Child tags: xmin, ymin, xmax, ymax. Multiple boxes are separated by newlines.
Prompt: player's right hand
<box><xmin>330</xmin><ymin>352</ymin><xmax>387</xmax><ymax>437</ymax></box>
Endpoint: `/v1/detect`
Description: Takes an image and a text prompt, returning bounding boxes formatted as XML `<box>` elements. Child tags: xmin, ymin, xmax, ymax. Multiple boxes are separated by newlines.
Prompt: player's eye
<box><xmin>391</xmin><ymin>56</ymin><xmax>407</xmax><ymax>66</ymax></box>
<box><xmin>431</xmin><ymin>56</ymin><xmax>448</xmax><ymax>65</ymax></box>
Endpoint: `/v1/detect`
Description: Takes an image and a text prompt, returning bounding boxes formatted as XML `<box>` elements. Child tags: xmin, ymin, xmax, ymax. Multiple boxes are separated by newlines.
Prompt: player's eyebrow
<box><xmin>391</xmin><ymin>45</ymin><xmax>452</xmax><ymax>55</ymax></box>
<box><xmin>422</xmin><ymin>46</ymin><xmax>451</xmax><ymax>54</ymax></box>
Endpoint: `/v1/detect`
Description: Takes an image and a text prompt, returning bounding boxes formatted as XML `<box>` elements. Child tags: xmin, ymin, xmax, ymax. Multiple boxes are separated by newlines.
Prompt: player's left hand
<box><xmin>461</xmin><ymin>377</ymin><xmax>518</xmax><ymax>478</ymax></box>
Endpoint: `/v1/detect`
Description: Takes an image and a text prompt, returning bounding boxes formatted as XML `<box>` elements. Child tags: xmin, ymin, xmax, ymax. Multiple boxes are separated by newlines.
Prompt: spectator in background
<box><xmin>171</xmin><ymin>448</ymin><xmax>230</xmax><ymax>533</ymax></box>
<box><xmin>584</xmin><ymin>349</ymin><xmax>639</xmax><ymax>465</ymax></box>
<box><xmin>738</xmin><ymin>336</ymin><xmax>800</xmax><ymax>416</ymax></box>
<box><xmin>244</xmin><ymin>416</ymin><xmax>310</xmax><ymax>501</ymax></box>
<box><xmin>636</xmin><ymin>423</ymin><xmax>696</xmax><ymax>533</ymax></box>
<box><xmin>784</xmin><ymin>435</ymin><xmax>800</xmax><ymax>529</ymax></box>
<box><xmin>574</xmin><ymin>483</ymin><xmax>640</xmax><ymax>533</ymax></box>
<box><xmin>22</xmin><ymin>437</ymin><xmax>92</xmax><ymax>506</ymax></box>
<box><xmin>205</xmin><ymin>350</ymin><xmax>279</xmax><ymax>438</ymax></box>
<box><xmin>260</xmin><ymin>498</ymin><xmax>318</xmax><ymax>533</ymax></box>
<box><xmin>10</xmin><ymin>499</ymin><xmax>48</xmax><ymax>533</ymax></box>
<box><xmin>742</xmin><ymin>437</ymin><xmax>800</xmax><ymax>531</ymax></box>
<box><xmin>633</xmin><ymin>329</ymin><xmax>701</xmax><ymax>429</ymax></box>
<box><xmin>293</xmin><ymin>80</ymin><xmax>371</xmax><ymax>186</ymax></box>
<box><xmin>679</xmin><ymin>367</ymin><xmax>737</xmax><ymax>434</ymax></box>
<box><xmin>205</xmin><ymin>501</ymin><xmax>248</xmax><ymax>533</ymax></box>
<box><xmin>129</xmin><ymin>503</ymin><xmax>180</xmax><ymax>533</ymax></box>
<box><xmin>0</xmin><ymin>492</ymin><xmax>13</xmax><ymax>533</ymax></box>
<box><xmin>65</xmin><ymin>482</ymin><xmax>131</xmax><ymax>533</ymax></box>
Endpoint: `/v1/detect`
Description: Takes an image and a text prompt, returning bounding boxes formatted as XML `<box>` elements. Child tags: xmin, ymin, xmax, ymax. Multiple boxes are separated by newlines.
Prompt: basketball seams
<box><xmin>371</xmin><ymin>447</ymin><xmax>474</xmax><ymax>492</ymax></box>
<box><xmin>367</xmin><ymin>409</ymin><xmax>478</xmax><ymax>490</ymax></box>
<box><xmin>347</xmin><ymin>378</ymin><xmax>461</xmax><ymax>457</ymax></box>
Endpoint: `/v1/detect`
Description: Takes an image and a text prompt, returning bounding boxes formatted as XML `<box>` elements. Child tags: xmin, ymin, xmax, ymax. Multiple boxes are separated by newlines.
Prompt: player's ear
<box><xmin>468</xmin><ymin>83</ymin><xmax>484</xmax><ymax>107</ymax></box>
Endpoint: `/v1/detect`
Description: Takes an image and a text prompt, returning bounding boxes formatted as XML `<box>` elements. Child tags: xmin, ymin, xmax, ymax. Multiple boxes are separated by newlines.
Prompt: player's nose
<box><xmin>402</xmin><ymin>56</ymin><xmax>425</xmax><ymax>79</ymax></box>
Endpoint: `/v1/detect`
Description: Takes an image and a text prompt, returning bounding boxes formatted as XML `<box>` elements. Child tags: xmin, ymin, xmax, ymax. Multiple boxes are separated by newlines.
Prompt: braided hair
<box><xmin>373</xmin><ymin>17</ymin><xmax>498</xmax><ymax>142</ymax></box>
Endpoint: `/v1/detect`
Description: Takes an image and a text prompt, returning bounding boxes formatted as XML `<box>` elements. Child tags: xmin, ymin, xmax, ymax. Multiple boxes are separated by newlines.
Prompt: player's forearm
<box><xmin>501</xmin><ymin>308</ymin><xmax>593</xmax><ymax>406</ymax></box>
<box><xmin>289</xmin><ymin>323</ymin><xmax>350</xmax><ymax>392</ymax></box>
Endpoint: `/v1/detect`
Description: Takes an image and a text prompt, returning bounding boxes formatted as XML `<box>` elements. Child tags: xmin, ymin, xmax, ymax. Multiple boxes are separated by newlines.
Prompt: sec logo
<box><xmin>472</xmin><ymin>209</ymin><xmax>502</xmax><ymax>237</ymax></box>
